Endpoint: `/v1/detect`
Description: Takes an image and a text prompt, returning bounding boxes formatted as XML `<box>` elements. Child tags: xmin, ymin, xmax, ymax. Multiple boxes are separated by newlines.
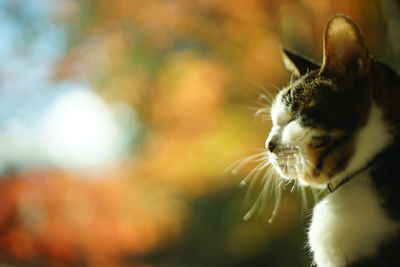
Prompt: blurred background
<box><xmin>0</xmin><ymin>0</ymin><xmax>399</xmax><ymax>266</ymax></box>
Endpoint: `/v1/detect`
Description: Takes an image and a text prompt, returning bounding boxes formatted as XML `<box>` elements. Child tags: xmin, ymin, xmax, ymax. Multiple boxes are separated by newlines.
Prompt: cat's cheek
<box><xmin>302</xmin><ymin>146</ymin><xmax>331</xmax><ymax>185</ymax></box>
<box><xmin>303</xmin><ymin>141</ymin><xmax>354</xmax><ymax>185</ymax></box>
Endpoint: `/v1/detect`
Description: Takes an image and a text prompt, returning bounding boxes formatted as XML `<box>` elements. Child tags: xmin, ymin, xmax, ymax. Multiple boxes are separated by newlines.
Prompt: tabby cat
<box><xmin>267</xmin><ymin>15</ymin><xmax>400</xmax><ymax>266</ymax></box>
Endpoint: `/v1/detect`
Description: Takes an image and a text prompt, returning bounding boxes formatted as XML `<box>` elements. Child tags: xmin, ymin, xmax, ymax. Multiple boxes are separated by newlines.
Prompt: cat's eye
<box><xmin>276</xmin><ymin>118</ymin><xmax>295</xmax><ymax>127</ymax></box>
<box><xmin>275</xmin><ymin>115</ymin><xmax>295</xmax><ymax>127</ymax></box>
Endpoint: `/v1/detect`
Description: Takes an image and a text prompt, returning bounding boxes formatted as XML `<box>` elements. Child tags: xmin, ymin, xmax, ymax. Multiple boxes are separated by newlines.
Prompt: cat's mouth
<box><xmin>269</xmin><ymin>147</ymin><xmax>304</xmax><ymax>180</ymax></box>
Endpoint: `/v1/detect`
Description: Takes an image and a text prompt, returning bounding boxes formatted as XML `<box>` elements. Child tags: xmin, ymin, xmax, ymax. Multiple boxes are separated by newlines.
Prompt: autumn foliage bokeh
<box><xmin>0</xmin><ymin>0</ymin><xmax>397</xmax><ymax>266</ymax></box>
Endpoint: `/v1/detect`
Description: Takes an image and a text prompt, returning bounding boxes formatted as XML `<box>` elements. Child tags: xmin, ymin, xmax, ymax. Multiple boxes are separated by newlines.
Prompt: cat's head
<box><xmin>267</xmin><ymin>15</ymin><xmax>393</xmax><ymax>189</ymax></box>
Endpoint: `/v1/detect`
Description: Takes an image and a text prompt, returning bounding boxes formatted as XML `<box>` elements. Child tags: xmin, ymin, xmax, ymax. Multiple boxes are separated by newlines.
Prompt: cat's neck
<box><xmin>309</xmin><ymin>169</ymin><xmax>399</xmax><ymax>267</ymax></box>
<box><xmin>324</xmin><ymin>100</ymin><xmax>392</xmax><ymax>193</ymax></box>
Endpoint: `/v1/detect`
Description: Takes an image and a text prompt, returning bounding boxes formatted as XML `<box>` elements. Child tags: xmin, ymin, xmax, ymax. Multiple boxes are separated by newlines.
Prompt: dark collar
<box><xmin>327</xmin><ymin>161</ymin><xmax>374</xmax><ymax>193</ymax></box>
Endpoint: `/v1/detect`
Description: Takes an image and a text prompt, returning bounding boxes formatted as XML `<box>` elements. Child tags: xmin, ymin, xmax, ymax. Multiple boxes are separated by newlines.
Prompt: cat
<box><xmin>266</xmin><ymin>14</ymin><xmax>400</xmax><ymax>267</ymax></box>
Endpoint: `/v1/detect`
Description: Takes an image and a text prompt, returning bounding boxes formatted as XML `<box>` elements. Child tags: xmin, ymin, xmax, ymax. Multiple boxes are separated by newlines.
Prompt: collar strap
<box><xmin>327</xmin><ymin>161</ymin><xmax>374</xmax><ymax>193</ymax></box>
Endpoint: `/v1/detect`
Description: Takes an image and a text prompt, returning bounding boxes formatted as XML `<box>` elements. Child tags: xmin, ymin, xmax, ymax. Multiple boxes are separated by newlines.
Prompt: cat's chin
<box><xmin>270</xmin><ymin>151</ymin><xmax>342</xmax><ymax>189</ymax></box>
<box><xmin>273</xmin><ymin>164</ymin><xmax>311</xmax><ymax>186</ymax></box>
<box><xmin>274</xmin><ymin>170</ymin><xmax>329</xmax><ymax>190</ymax></box>
<box><xmin>278</xmin><ymin>168</ymin><xmax>332</xmax><ymax>189</ymax></box>
<box><xmin>271</xmin><ymin>161</ymin><xmax>297</xmax><ymax>180</ymax></box>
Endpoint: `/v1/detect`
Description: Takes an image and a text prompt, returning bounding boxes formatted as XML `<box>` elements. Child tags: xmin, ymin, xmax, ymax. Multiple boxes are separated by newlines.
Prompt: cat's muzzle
<box><xmin>269</xmin><ymin>147</ymin><xmax>301</xmax><ymax>179</ymax></box>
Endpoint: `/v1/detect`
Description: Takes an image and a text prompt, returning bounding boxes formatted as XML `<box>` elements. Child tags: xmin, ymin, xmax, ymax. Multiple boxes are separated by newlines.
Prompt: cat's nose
<box><xmin>267</xmin><ymin>140</ymin><xmax>277</xmax><ymax>152</ymax></box>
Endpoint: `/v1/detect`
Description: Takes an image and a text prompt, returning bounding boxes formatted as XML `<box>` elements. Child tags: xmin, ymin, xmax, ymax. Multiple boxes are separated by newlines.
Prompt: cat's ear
<box><xmin>321</xmin><ymin>14</ymin><xmax>370</xmax><ymax>75</ymax></box>
<box><xmin>281</xmin><ymin>48</ymin><xmax>319</xmax><ymax>76</ymax></box>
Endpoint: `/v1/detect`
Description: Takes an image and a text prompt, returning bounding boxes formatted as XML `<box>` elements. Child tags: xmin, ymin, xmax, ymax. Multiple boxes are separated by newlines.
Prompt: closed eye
<box><xmin>287</xmin><ymin>118</ymin><xmax>296</xmax><ymax>124</ymax></box>
<box><xmin>282</xmin><ymin>117</ymin><xmax>296</xmax><ymax>126</ymax></box>
<box><xmin>275</xmin><ymin>117</ymin><xmax>295</xmax><ymax>127</ymax></box>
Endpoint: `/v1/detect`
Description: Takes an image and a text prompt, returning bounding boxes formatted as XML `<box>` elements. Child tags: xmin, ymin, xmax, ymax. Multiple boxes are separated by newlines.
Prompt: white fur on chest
<box><xmin>309</xmin><ymin>174</ymin><xmax>399</xmax><ymax>267</ymax></box>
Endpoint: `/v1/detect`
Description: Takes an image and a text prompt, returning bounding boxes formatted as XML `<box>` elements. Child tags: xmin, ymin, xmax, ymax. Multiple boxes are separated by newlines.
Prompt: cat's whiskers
<box><xmin>300</xmin><ymin>185</ymin><xmax>309</xmax><ymax>218</ymax></box>
<box><xmin>230</xmin><ymin>145</ymin><xmax>317</xmax><ymax>223</ymax></box>
<box><xmin>253</xmin><ymin>107</ymin><xmax>271</xmax><ymax>121</ymax></box>
<box><xmin>268</xmin><ymin>177</ymin><xmax>283</xmax><ymax>224</ymax></box>
<box><xmin>290</xmin><ymin>178</ymin><xmax>297</xmax><ymax>192</ymax></box>
<box><xmin>230</xmin><ymin>148</ymin><xmax>287</xmax><ymax>222</ymax></box>
<box><xmin>249</xmin><ymin>80</ymin><xmax>280</xmax><ymax>97</ymax></box>
<box><xmin>287</xmin><ymin>154</ymin><xmax>297</xmax><ymax>178</ymax></box>
<box><xmin>243</xmin><ymin>165</ymin><xmax>277</xmax><ymax>221</ymax></box>
<box><xmin>243</xmin><ymin>163</ymin><xmax>272</xmax><ymax>204</ymax></box>
<box><xmin>249</xmin><ymin>98</ymin><xmax>272</xmax><ymax>121</ymax></box>
<box><xmin>295</xmin><ymin>154</ymin><xmax>301</xmax><ymax>180</ymax></box>
<box><xmin>239</xmin><ymin>157</ymin><xmax>270</xmax><ymax>186</ymax></box>
<box><xmin>225</xmin><ymin>151</ymin><xmax>268</xmax><ymax>175</ymax></box>
<box><xmin>257</xmin><ymin>93</ymin><xmax>273</xmax><ymax>106</ymax></box>
<box><xmin>258</xmin><ymin>170</ymin><xmax>275</xmax><ymax>215</ymax></box>
<box><xmin>296</xmin><ymin>151</ymin><xmax>315</xmax><ymax>175</ymax></box>
<box><xmin>246</xmin><ymin>82</ymin><xmax>279</xmax><ymax>121</ymax></box>
<box><xmin>287</xmin><ymin>149</ymin><xmax>313</xmax><ymax>218</ymax></box>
